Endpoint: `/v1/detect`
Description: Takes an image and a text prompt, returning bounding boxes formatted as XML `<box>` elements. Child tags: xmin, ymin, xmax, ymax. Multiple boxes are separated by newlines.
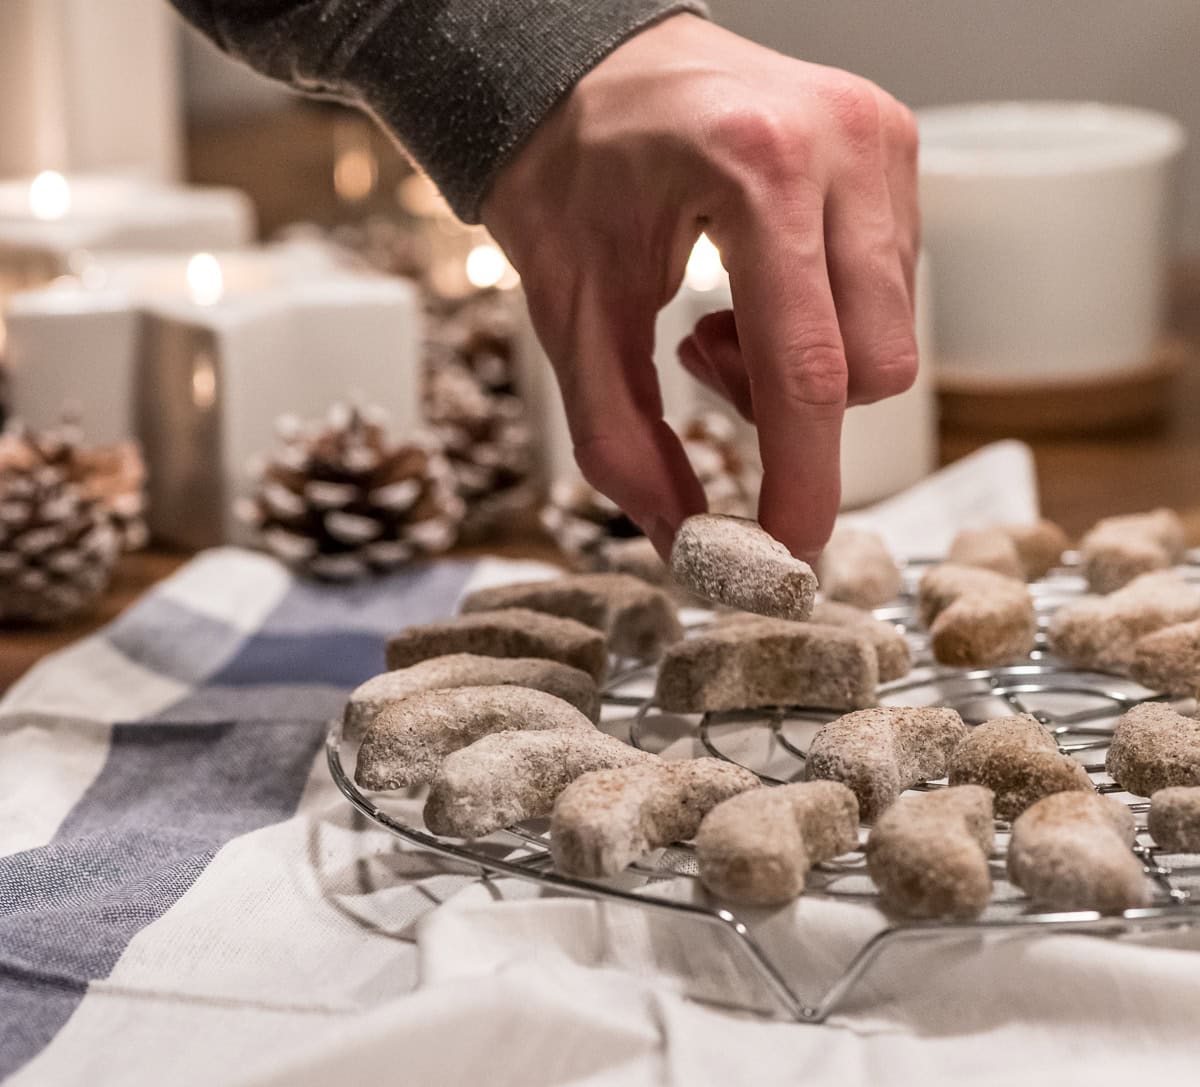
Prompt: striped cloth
<box><xmin>6</xmin><ymin>446</ymin><xmax>1197</xmax><ymax>1085</ymax></box>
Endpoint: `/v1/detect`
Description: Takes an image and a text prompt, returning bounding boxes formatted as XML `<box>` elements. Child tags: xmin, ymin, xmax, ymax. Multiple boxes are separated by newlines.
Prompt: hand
<box><xmin>483</xmin><ymin>14</ymin><xmax>919</xmax><ymax>563</ymax></box>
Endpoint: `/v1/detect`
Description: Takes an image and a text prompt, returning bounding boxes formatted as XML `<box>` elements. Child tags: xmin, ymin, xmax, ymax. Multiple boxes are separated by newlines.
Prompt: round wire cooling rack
<box><xmin>327</xmin><ymin>551</ymin><xmax>1200</xmax><ymax>1023</ymax></box>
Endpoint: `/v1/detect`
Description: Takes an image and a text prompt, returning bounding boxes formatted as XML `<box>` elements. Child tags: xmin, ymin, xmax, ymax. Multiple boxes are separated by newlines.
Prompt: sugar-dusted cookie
<box><xmin>670</xmin><ymin>514</ymin><xmax>816</xmax><ymax>620</ymax></box>
<box><xmin>1049</xmin><ymin>572</ymin><xmax>1200</xmax><ymax>675</ymax></box>
<box><xmin>816</xmin><ymin>528</ymin><xmax>902</xmax><ymax>609</ymax></box>
<box><xmin>386</xmin><ymin>607</ymin><xmax>607</xmax><ymax>681</ymax></box>
<box><xmin>804</xmin><ymin>705</ymin><xmax>969</xmax><ymax>821</ymax></box>
<box><xmin>866</xmin><ymin>785</ymin><xmax>994</xmax><ymax>919</ymax></box>
<box><xmin>1106</xmin><ymin>702</ymin><xmax>1200</xmax><ymax>796</ymax></box>
<box><xmin>459</xmin><ymin>572</ymin><xmax>682</xmax><ymax>661</ymax></box>
<box><xmin>1130</xmin><ymin>618</ymin><xmax>1200</xmax><ymax>696</ymax></box>
<box><xmin>655</xmin><ymin>617</ymin><xmax>878</xmax><ymax>713</ymax></box>
<box><xmin>423</xmin><ymin>729</ymin><xmax>657</xmax><ymax>838</ymax></box>
<box><xmin>695</xmin><ymin>781</ymin><xmax>860</xmax><ymax>906</ymax></box>
<box><xmin>343</xmin><ymin>654</ymin><xmax>600</xmax><ymax>740</ymax></box>
<box><xmin>1080</xmin><ymin>508</ymin><xmax>1186</xmax><ymax>594</ymax></box>
<box><xmin>1007</xmin><ymin>791</ymin><xmax>1149</xmax><ymax>912</ymax></box>
<box><xmin>1149</xmin><ymin>786</ymin><xmax>1200</xmax><ymax>852</ymax></box>
<box><xmin>947</xmin><ymin>520</ymin><xmax>1069</xmax><ymax>582</ymax></box>
<box><xmin>948</xmin><ymin>714</ymin><xmax>1093</xmax><ymax>820</ymax></box>
<box><xmin>918</xmin><ymin>564</ymin><xmax>1036</xmax><ymax>667</ymax></box>
<box><xmin>355</xmin><ymin>685</ymin><xmax>594</xmax><ymax>790</ymax></box>
<box><xmin>809</xmin><ymin>600</ymin><xmax>912</xmax><ymax>683</ymax></box>
<box><xmin>551</xmin><ymin>758</ymin><xmax>760</xmax><ymax>878</ymax></box>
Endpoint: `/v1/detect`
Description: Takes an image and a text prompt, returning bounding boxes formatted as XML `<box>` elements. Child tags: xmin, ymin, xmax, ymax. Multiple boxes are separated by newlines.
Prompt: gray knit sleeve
<box><xmin>170</xmin><ymin>1</ymin><xmax>708</xmax><ymax>222</ymax></box>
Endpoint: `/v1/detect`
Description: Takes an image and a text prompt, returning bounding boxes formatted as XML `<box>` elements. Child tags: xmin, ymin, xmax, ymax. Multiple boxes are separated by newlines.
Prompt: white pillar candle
<box><xmin>3</xmin><ymin>241</ymin><xmax>423</xmax><ymax>548</ymax></box>
<box><xmin>0</xmin><ymin>0</ymin><xmax>183</xmax><ymax>181</ymax></box>
<box><xmin>0</xmin><ymin>173</ymin><xmax>255</xmax><ymax>303</ymax></box>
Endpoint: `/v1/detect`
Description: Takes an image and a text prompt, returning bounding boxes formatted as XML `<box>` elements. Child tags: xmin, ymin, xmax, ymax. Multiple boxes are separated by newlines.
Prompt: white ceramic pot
<box><xmin>918</xmin><ymin>101</ymin><xmax>1184</xmax><ymax>387</ymax></box>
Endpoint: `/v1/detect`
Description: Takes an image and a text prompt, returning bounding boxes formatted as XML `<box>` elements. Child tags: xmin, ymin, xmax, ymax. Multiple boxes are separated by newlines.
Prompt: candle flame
<box><xmin>684</xmin><ymin>233</ymin><xmax>726</xmax><ymax>292</ymax></box>
<box><xmin>465</xmin><ymin>243</ymin><xmax>516</xmax><ymax>290</ymax></box>
<box><xmin>29</xmin><ymin>171</ymin><xmax>71</xmax><ymax>221</ymax></box>
<box><xmin>187</xmin><ymin>253</ymin><xmax>224</xmax><ymax>306</ymax></box>
<box><xmin>191</xmin><ymin>351</ymin><xmax>217</xmax><ymax>410</ymax></box>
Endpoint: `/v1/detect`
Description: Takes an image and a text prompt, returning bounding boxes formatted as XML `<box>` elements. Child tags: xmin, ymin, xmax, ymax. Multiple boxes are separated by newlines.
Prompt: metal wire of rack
<box><xmin>326</xmin><ymin>551</ymin><xmax>1200</xmax><ymax>1022</ymax></box>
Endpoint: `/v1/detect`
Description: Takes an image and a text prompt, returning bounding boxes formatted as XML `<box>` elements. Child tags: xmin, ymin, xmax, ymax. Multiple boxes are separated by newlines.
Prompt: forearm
<box><xmin>169</xmin><ymin>0</ymin><xmax>707</xmax><ymax>222</ymax></box>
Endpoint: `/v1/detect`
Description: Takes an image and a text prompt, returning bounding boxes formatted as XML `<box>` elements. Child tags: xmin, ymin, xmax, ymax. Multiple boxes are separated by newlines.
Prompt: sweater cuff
<box><xmin>345</xmin><ymin>2</ymin><xmax>708</xmax><ymax>223</ymax></box>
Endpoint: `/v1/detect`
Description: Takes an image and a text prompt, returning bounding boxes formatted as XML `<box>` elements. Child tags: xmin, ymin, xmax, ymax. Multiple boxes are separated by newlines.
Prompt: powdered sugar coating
<box><xmin>866</xmin><ymin>786</ymin><xmax>995</xmax><ymax>919</ymax></box>
<box><xmin>810</xmin><ymin>600</ymin><xmax>912</xmax><ymax>682</ymax></box>
<box><xmin>1081</xmin><ymin>508</ymin><xmax>1186</xmax><ymax>594</ymax></box>
<box><xmin>423</xmin><ymin>729</ymin><xmax>657</xmax><ymax>838</ymax></box>
<box><xmin>460</xmin><ymin>572</ymin><xmax>682</xmax><ymax>661</ymax></box>
<box><xmin>1048</xmin><ymin>572</ymin><xmax>1200</xmax><ymax>674</ymax></box>
<box><xmin>551</xmin><ymin>758</ymin><xmax>760</xmax><ymax>878</ymax></box>
<box><xmin>816</xmin><ymin>528</ymin><xmax>902</xmax><ymax>609</ymax></box>
<box><xmin>1006</xmin><ymin>520</ymin><xmax>1071</xmax><ymax>580</ymax></box>
<box><xmin>695</xmin><ymin>781</ymin><xmax>860</xmax><ymax>906</ymax></box>
<box><xmin>386</xmin><ymin>607</ymin><xmax>607</xmax><ymax>681</ymax></box>
<box><xmin>949</xmin><ymin>713</ymin><xmax>1093</xmax><ymax>821</ymax></box>
<box><xmin>947</xmin><ymin>521</ymin><xmax>1069</xmax><ymax>582</ymax></box>
<box><xmin>1149</xmin><ymin>786</ymin><xmax>1200</xmax><ymax>852</ymax></box>
<box><xmin>355</xmin><ymin>685</ymin><xmax>594</xmax><ymax>790</ymax></box>
<box><xmin>1106</xmin><ymin>702</ymin><xmax>1200</xmax><ymax>797</ymax></box>
<box><xmin>918</xmin><ymin>564</ymin><xmax>1037</xmax><ymax>667</ymax></box>
<box><xmin>670</xmin><ymin>514</ymin><xmax>816</xmax><ymax>620</ymax></box>
<box><xmin>804</xmin><ymin>705</ymin><xmax>969</xmax><ymax>821</ymax></box>
<box><xmin>343</xmin><ymin>654</ymin><xmax>600</xmax><ymax>740</ymax></box>
<box><xmin>655</xmin><ymin>617</ymin><xmax>878</xmax><ymax>713</ymax></box>
<box><xmin>1007</xmin><ymin>791</ymin><xmax>1149</xmax><ymax>912</ymax></box>
<box><xmin>1130</xmin><ymin>618</ymin><xmax>1200</xmax><ymax>696</ymax></box>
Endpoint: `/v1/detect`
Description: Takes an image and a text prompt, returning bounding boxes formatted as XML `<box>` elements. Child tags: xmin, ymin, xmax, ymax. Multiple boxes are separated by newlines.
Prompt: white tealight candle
<box><xmin>4</xmin><ymin>241</ymin><xmax>423</xmax><ymax>548</ymax></box>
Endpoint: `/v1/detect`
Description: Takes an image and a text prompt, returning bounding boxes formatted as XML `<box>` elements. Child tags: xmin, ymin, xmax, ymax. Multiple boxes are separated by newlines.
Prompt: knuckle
<box><xmin>780</xmin><ymin>342</ymin><xmax>848</xmax><ymax>409</ymax></box>
<box><xmin>854</xmin><ymin>345</ymin><xmax>920</xmax><ymax>401</ymax></box>
<box><xmin>708</xmin><ymin>106</ymin><xmax>804</xmax><ymax>188</ymax></box>
<box><xmin>820</xmin><ymin>76</ymin><xmax>881</xmax><ymax>145</ymax></box>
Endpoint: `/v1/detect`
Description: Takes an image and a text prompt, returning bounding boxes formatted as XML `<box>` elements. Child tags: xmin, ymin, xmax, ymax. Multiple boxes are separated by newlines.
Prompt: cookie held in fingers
<box><xmin>459</xmin><ymin>572</ymin><xmax>682</xmax><ymax>660</ymax></box>
<box><xmin>866</xmin><ymin>786</ymin><xmax>995</xmax><ymax>919</ymax></box>
<box><xmin>1080</xmin><ymin>508</ymin><xmax>1186</xmax><ymax>594</ymax></box>
<box><xmin>386</xmin><ymin>607</ymin><xmax>607</xmax><ymax>681</ymax></box>
<box><xmin>1105</xmin><ymin>702</ymin><xmax>1200</xmax><ymax>797</ymax></box>
<box><xmin>918</xmin><ymin>564</ymin><xmax>1037</xmax><ymax>668</ymax></box>
<box><xmin>1047</xmin><ymin>572</ymin><xmax>1200</xmax><ymax>675</ymax></box>
<box><xmin>1007</xmin><ymin>792</ymin><xmax>1150</xmax><ymax>912</ymax></box>
<box><xmin>551</xmin><ymin>758</ymin><xmax>760</xmax><ymax>878</ymax></box>
<box><xmin>423</xmin><ymin>729</ymin><xmax>658</xmax><ymax>838</ymax></box>
<box><xmin>655</xmin><ymin>617</ymin><xmax>878</xmax><ymax>713</ymax></box>
<box><xmin>804</xmin><ymin>706</ymin><xmax>969</xmax><ymax>821</ymax></box>
<box><xmin>343</xmin><ymin>654</ymin><xmax>601</xmax><ymax>740</ymax></box>
<box><xmin>695</xmin><ymin>781</ymin><xmax>860</xmax><ymax>907</ymax></box>
<box><xmin>669</xmin><ymin>514</ymin><xmax>816</xmax><ymax>620</ymax></box>
<box><xmin>948</xmin><ymin>714</ymin><xmax>1093</xmax><ymax>821</ymax></box>
<box><xmin>355</xmin><ymin>685</ymin><xmax>594</xmax><ymax>791</ymax></box>
<box><xmin>1149</xmin><ymin>786</ymin><xmax>1200</xmax><ymax>852</ymax></box>
<box><xmin>816</xmin><ymin>528</ymin><xmax>902</xmax><ymax>609</ymax></box>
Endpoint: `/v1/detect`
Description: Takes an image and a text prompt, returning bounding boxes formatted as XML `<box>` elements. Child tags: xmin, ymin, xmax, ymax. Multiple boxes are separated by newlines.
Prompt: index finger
<box><xmin>715</xmin><ymin>190</ymin><xmax>846</xmax><ymax>563</ymax></box>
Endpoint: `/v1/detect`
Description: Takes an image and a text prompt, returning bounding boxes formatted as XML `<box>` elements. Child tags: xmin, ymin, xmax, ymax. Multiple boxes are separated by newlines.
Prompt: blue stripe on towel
<box><xmin>0</xmin><ymin>557</ymin><xmax>478</xmax><ymax>1080</ymax></box>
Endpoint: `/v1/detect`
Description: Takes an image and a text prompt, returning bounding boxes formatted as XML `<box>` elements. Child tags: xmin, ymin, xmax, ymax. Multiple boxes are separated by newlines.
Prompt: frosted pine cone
<box><xmin>240</xmin><ymin>403</ymin><xmax>464</xmax><ymax>581</ymax></box>
<box><xmin>0</xmin><ymin>431</ymin><xmax>122</xmax><ymax>624</ymax></box>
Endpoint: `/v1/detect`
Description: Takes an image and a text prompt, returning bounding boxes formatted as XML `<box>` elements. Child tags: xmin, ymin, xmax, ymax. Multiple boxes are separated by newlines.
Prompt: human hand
<box><xmin>482</xmin><ymin>13</ymin><xmax>919</xmax><ymax>563</ymax></box>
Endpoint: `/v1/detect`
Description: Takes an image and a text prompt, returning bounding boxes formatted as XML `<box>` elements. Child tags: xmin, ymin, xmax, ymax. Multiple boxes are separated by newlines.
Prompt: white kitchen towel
<box><xmin>8</xmin><ymin>441</ymin><xmax>1197</xmax><ymax>1087</ymax></box>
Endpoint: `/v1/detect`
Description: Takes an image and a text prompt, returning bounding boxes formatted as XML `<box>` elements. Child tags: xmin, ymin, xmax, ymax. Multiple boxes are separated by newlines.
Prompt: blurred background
<box><xmin>1</xmin><ymin>0</ymin><xmax>1199</xmax><ymax>652</ymax></box>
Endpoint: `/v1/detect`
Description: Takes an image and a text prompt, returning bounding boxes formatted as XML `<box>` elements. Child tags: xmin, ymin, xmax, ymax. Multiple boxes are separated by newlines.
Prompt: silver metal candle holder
<box><xmin>326</xmin><ymin>552</ymin><xmax>1200</xmax><ymax>1022</ymax></box>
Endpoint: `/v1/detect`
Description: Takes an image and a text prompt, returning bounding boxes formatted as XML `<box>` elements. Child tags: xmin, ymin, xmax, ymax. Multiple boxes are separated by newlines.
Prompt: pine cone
<box><xmin>426</xmin><ymin>289</ymin><xmax>520</xmax><ymax>395</ymax></box>
<box><xmin>0</xmin><ymin>432</ymin><xmax>122</xmax><ymax>624</ymax></box>
<box><xmin>240</xmin><ymin>403</ymin><xmax>465</xmax><ymax>581</ymax></box>
<box><xmin>22</xmin><ymin>419</ymin><xmax>149</xmax><ymax>551</ymax></box>
<box><xmin>424</xmin><ymin>355</ymin><xmax>535</xmax><ymax>540</ymax></box>
<box><xmin>540</xmin><ymin>410</ymin><xmax>759</xmax><ymax>571</ymax></box>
